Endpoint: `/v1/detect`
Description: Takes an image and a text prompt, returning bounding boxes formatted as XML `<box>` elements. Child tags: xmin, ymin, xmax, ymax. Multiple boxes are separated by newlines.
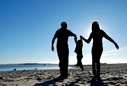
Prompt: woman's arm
<box><xmin>103</xmin><ymin>31</ymin><xmax>119</xmax><ymax>50</ymax></box>
<box><xmin>80</xmin><ymin>33</ymin><xmax>93</xmax><ymax>44</ymax></box>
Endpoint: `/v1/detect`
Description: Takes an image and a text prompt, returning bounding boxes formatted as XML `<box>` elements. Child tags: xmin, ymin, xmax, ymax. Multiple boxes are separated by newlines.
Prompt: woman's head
<box><xmin>91</xmin><ymin>21</ymin><xmax>100</xmax><ymax>32</ymax></box>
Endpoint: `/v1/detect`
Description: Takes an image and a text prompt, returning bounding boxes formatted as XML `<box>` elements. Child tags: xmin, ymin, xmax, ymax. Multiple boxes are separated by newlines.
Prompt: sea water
<box><xmin>0</xmin><ymin>65</ymin><xmax>76</xmax><ymax>71</ymax></box>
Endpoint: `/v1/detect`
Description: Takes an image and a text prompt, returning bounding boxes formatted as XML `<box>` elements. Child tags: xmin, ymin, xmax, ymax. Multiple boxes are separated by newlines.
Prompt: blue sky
<box><xmin>0</xmin><ymin>0</ymin><xmax>127</xmax><ymax>64</ymax></box>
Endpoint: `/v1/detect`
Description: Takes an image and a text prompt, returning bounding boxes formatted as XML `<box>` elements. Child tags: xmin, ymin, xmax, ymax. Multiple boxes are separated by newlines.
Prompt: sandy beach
<box><xmin>0</xmin><ymin>63</ymin><xmax>127</xmax><ymax>86</ymax></box>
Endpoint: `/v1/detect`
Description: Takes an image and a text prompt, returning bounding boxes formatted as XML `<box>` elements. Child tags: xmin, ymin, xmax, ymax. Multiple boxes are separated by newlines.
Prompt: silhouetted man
<box><xmin>51</xmin><ymin>22</ymin><xmax>77</xmax><ymax>78</ymax></box>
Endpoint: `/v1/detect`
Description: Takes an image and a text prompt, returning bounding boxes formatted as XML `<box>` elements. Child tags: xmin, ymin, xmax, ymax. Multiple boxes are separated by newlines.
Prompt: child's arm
<box><xmin>74</xmin><ymin>37</ymin><xmax>77</xmax><ymax>44</ymax></box>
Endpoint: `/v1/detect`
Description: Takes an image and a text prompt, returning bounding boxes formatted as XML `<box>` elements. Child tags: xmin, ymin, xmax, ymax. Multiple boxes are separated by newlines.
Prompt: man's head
<box><xmin>61</xmin><ymin>22</ymin><xmax>67</xmax><ymax>29</ymax></box>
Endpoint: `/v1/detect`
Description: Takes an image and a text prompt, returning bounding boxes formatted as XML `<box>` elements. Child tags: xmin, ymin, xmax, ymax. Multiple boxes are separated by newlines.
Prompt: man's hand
<box><xmin>74</xmin><ymin>36</ymin><xmax>77</xmax><ymax>40</ymax></box>
<box><xmin>52</xmin><ymin>46</ymin><xmax>54</xmax><ymax>51</ymax></box>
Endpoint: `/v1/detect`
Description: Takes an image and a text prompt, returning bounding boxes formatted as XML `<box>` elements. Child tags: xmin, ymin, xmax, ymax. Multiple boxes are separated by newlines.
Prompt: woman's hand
<box><xmin>80</xmin><ymin>35</ymin><xmax>83</xmax><ymax>39</ymax></box>
<box><xmin>115</xmin><ymin>43</ymin><xmax>119</xmax><ymax>50</ymax></box>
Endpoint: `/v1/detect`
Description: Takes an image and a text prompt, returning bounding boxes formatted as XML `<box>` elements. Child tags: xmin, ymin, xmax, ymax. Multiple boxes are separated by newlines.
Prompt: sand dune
<box><xmin>0</xmin><ymin>64</ymin><xmax>127</xmax><ymax>86</ymax></box>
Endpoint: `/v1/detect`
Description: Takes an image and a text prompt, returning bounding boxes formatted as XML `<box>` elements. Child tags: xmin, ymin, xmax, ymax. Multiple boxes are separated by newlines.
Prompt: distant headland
<box><xmin>0</xmin><ymin>63</ymin><xmax>58</xmax><ymax>65</ymax></box>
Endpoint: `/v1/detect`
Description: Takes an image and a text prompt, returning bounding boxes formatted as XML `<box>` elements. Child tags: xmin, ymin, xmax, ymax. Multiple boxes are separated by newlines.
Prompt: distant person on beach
<box><xmin>80</xmin><ymin>21</ymin><xmax>119</xmax><ymax>82</ymax></box>
<box><xmin>74</xmin><ymin>36</ymin><xmax>84</xmax><ymax>71</ymax></box>
<box><xmin>51</xmin><ymin>22</ymin><xmax>77</xmax><ymax>79</ymax></box>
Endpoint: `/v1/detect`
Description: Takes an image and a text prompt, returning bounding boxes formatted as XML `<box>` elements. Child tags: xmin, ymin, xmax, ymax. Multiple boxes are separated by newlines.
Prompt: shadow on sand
<box><xmin>90</xmin><ymin>77</ymin><xmax>105</xmax><ymax>86</ymax></box>
<box><xmin>34</xmin><ymin>77</ymin><xmax>105</xmax><ymax>86</ymax></box>
<box><xmin>34</xmin><ymin>78</ymin><xmax>82</xmax><ymax>86</ymax></box>
<box><xmin>34</xmin><ymin>77</ymin><xmax>64</xmax><ymax>86</ymax></box>
<box><xmin>90</xmin><ymin>81</ymin><xmax>105</xmax><ymax>86</ymax></box>
<box><xmin>34</xmin><ymin>76</ymin><xmax>127</xmax><ymax>86</ymax></box>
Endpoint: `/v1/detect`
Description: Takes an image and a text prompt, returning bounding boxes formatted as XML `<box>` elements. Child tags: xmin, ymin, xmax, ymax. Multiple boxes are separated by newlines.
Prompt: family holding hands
<box><xmin>51</xmin><ymin>21</ymin><xmax>119</xmax><ymax>82</ymax></box>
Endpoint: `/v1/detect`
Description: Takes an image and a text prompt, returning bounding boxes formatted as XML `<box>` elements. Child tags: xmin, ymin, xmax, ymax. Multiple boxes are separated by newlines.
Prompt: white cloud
<box><xmin>101</xmin><ymin>47</ymin><xmax>127</xmax><ymax>63</ymax></box>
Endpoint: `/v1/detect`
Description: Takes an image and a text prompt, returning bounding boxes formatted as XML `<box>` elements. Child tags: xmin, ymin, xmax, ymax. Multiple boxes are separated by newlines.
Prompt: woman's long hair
<box><xmin>91</xmin><ymin>21</ymin><xmax>100</xmax><ymax>32</ymax></box>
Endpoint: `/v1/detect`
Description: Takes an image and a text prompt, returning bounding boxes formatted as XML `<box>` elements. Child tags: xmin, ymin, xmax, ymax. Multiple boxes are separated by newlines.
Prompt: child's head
<box><xmin>77</xmin><ymin>39</ymin><xmax>82</xmax><ymax>44</ymax></box>
<box><xmin>76</xmin><ymin>36</ymin><xmax>82</xmax><ymax>44</ymax></box>
<box><xmin>80</xmin><ymin>36</ymin><xmax>82</xmax><ymax>40</ymax></box>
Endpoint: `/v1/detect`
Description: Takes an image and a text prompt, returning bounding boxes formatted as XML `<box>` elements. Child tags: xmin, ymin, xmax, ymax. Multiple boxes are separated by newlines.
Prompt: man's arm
<box><xmin>68</xmin><ymin>30</ymin><xmax>77</xmax><ymax>39</ymax></box>
<box><xmin>51</xmin><ymin>32</ymin><xmax>57</xmax><ymax>51</ymax></box>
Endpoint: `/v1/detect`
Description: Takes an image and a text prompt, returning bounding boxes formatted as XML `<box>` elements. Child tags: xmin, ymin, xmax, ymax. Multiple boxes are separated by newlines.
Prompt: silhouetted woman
<box><xmin>80</xmin><ymin>21</ymin><xmax>119</xmax><ymax>82</ymax></box>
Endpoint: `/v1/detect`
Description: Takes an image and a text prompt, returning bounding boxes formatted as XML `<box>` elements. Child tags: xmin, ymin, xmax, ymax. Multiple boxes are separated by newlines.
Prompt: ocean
<box><xmin>0</xmin><ymin>65</ymin><xmax>76</xmax><ymax>71</ymax></box>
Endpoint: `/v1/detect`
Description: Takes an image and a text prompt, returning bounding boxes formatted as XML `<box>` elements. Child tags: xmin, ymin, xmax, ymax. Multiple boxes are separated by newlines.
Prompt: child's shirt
<box><xmin>74</xmin><ymin>39</ymin><xmax>83</xmax><ymax>55</ymax></box>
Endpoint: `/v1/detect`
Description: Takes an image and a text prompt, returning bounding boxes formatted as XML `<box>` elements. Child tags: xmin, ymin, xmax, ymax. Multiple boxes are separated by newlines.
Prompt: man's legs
<box><xmin>57</xmin><ymin>46</ymin><xmax>69</xmax><ymax>78</ymax></box>
<box><xmin>62</xmin><ymin>47</ymin><xmax>69</xmax><ymax>77</ymax></box>
<box><xmin>57</xmin><ymin>48</ymin><xmax>63</xmax><ymax>77</ymax></box>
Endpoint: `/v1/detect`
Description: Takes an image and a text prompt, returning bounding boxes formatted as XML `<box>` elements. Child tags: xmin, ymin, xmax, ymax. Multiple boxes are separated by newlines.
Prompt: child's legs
<box><xmin>76</xmin><ymin>56</ymin><xmax>79</xmax><ymax>65</ymax></box>
<box><xmin>78</xmin><ymin>60</ymin><xmax>83</xmax><ymax>68</ymax></box>
<box><xmin>80</xmin><ymin>59</ymin><xmax>83</xmax><ymax>68</ymax></box>
<box><xmin>77</xmin><ymin>55</ymin><xmax>83</xmax><ymax>67</ymax></box>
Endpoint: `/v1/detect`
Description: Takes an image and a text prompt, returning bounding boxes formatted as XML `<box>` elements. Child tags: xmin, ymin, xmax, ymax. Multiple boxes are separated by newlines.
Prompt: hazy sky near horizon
<box><xmin>0</xmin><ymin>0</ymin><xmax>127</xmax><ymax>64</ymax></box>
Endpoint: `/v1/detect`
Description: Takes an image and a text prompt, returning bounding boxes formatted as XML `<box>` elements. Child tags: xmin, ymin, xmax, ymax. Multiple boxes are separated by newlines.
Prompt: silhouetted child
<box><xmin>74</xmin><ymin>37</ymin><xmax>84</xmax><ymax>71</ymax></box>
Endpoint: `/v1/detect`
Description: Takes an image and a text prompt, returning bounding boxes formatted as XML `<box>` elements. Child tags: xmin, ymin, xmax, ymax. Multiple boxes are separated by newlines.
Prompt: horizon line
<box><xmin>0</xmin><ymin>62</ymin><xmax>127</xmax><ymax>65</ymax></box>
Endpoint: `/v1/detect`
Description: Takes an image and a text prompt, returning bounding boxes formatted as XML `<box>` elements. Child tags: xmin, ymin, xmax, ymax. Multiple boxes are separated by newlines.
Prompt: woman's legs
<box><xmin>92</xmin><ymin>47</ymin><xmax>103</xmax><ymax>79</ymax></box>
<box><xmin>92</xmin><ymin>60</ymin><xmax>96</xmax><ymax>77</ymax></box>
<box><xmin>97</xmin><ymin>61</ymin><xmax>100</xmax><ymax>79</ymax></box>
